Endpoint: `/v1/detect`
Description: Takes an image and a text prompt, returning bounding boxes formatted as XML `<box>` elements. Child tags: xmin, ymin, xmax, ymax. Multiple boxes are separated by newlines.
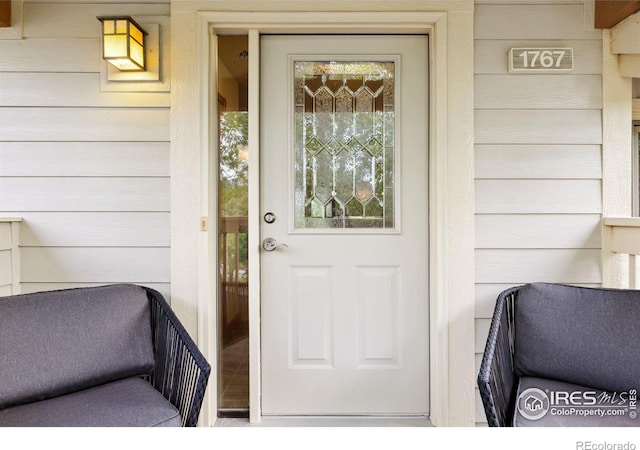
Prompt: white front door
<box><xmin>260</xmin><ymin>35</ymin><xmax>429</xmax><ymax>415</ymax></box>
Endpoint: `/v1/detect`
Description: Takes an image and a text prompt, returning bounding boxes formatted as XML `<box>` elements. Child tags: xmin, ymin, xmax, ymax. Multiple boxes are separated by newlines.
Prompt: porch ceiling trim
<box><xmin>611</xmin><ymin>10</ymin><xmax>640</xmax><ymax>54</ymax></box>
<box><xmin>595</xmin><ymin>0</ymin><xmax>640</xmax><ymax>29</ymax></box>
<box><xmin>609</xmin><ymin>10</ymin><xmax>640</xmax><ymax>77</ymax></box>
<box><xmin>0</xmin><ymin>0</ymin><xmax>21</xmax><ymax>39</ymax></box>
<box><xmin>0</xmin><ymin>1</ymin><xmax>10</xmax><ymax>27</ymax></box>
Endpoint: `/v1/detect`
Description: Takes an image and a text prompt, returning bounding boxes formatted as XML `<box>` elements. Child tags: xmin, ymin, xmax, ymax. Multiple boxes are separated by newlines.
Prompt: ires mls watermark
<box><xmin>516</xmin><ymin>387</ymin><xmax>638</xmax><ymax>421</ymax></box>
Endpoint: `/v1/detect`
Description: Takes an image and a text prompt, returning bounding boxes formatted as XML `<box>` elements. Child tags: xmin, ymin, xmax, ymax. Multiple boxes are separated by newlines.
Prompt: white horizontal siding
<box><xmin>15</xmin><ymin>212</ymin><xmax>170</xmax><ymax>247</ymax></box>
<box><xmin>475</xmin><ymin>214</ymin><xmax>602</xmax><ymax>249</ymax></box>
<box><xmin>474</xmin><ymin>2</ymin><xmax>603</xmax><ymax>425</ymax></box>
<box><xmin>0</xmin><ymin>178</ymin><xmax>169</xmax><ymax>212</ymax></box>
<box><xmin>475</xmin><ymin>180</ymin><xmax>602</xmax><ymax>214</ymax></box>
<box><xmin>475</xmin><ymin>75</ymin><xmax>602</xmax><ymax>110</ymax></box>
<box><xmin>23</xmin><ymin>3</ymin><xmax>170</xmax><ymax>38</ymax></box>
<box><xmin>476</xmin><ymin>249</ymin><xmax>603</xmax><ymax>284</ymax></box>
<box><xmin>0</xmin><ymin>73</ymin><xmax>170</xmax><ymax>107</ymax></box>
<box><xmin>475</xmin><ymin>4</ymin><xmax>601</xmax><ymax>40</ymax></box>
<box><xmin>21</xmin><ymin>247</ymin><xmax>169</xmax><ymax>283</ymax></box>
<box><xmin>475</xmin><ymin>110</ymin><xmax>602</xmax><ymax>144</ymax></box>
<box><xmin>0</xmin><ymin>38</ymin><xmax>100</xmax><ymax>72</ymax></box>
<box><xmin>0</xmin><ymin>108</ymin><xmax>170</xmax><ymax>142</ymax></box>
<box><xmin>475</xmin><ymin>145</ymin><xmax>601</xmax><ymax>179</ymax></box>
<box><xmin>0</xmin><ymin>3</ymin><xmax>171</xmax><ymax>299</ymax></box>
<box><xmin>0</xmin><ymin>142</ymin><xmax>169</xmax><ymax>177</ymax></box>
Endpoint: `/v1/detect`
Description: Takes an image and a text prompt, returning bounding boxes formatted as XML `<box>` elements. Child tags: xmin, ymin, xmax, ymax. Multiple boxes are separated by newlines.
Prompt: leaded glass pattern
<box><xmin>294</xmin><ymin>61</ymin><xmax>395</xmax><ymax>229</ymax></box>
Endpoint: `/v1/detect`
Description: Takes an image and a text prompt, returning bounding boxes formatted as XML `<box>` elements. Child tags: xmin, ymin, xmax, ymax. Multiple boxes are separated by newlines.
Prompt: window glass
<box><xmin>293</xmin><ymin>61</ymin><xmax>396</xmax><ymax>229</ymax></box>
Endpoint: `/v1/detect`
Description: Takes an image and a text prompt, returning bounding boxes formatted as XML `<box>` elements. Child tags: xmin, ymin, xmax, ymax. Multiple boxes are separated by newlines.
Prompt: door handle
<box><xmin>262</xmin><ymin>237</ymin><xmax>288</xmax><ymax>252</ymax></box>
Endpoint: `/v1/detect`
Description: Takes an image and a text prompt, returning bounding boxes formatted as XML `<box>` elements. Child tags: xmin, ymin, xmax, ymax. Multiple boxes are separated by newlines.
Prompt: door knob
<box><xmin>262</xmin><ymin>237</ymin><xmax>288</xmax><ymax>252</ymax></box>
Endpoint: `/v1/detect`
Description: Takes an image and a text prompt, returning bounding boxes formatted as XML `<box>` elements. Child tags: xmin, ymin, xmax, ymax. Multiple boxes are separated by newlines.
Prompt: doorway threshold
<box><xmin>214</xmin><ymin>416</ymin><xmax>432</xmax><ymax>427</ymax></box>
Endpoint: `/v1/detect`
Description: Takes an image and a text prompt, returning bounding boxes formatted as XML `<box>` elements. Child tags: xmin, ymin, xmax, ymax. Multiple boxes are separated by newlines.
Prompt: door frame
<box><xmin>178</xmin><ymin>7</ymin><xmax>475</xmax><ymax>426</ymax></box>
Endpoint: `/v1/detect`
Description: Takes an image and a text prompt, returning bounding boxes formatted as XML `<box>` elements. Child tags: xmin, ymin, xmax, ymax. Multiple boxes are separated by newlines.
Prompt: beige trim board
<box><xmin>602</xmin><ymin>30</ymin><xmax>633</xmax><ymax>288</ymax></box>
<box><xmin>171</xmin><ymin>5</ymin><xmax>474</xmax><ymax>427</ymax></box>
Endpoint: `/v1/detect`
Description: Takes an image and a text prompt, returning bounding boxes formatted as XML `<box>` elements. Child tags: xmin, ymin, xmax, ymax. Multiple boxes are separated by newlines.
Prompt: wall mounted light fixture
<box><xmin>97</xmin><ymin>16</ymin><xmax>147</xmax><ymax>71</ymax></box>
<box><xmin>97</xmin><ymin>15</ymin><xmax>169</xmax><ymax>92</ymax></box>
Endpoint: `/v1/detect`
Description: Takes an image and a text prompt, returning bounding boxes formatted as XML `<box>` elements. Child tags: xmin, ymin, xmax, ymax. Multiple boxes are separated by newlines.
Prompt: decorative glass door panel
<box><xmin>261</xmin><ymin>35</ymin><xmax>429</xmax><ymax>415</ymax></box>
<box><xmin>293</xmin><ymin>61</ymin><xmax>396</xmax><ymax>230</ymax></box>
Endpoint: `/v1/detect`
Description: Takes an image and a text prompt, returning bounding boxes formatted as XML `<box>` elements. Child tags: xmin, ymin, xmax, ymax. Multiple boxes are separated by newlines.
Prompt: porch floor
<box><xmin>215</xmin><ymin>416</ymin><xmax>433</xmax><ymax>427</ymax></box>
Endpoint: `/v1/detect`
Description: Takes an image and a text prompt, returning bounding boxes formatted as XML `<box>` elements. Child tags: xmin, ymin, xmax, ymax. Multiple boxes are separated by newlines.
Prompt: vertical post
<box><xmin>0</xmin><ymin>219</ymin><xmax>21</xmax><ymax>295</ymax></box>
<box><xmin>247</xmin><ymin>29</ymin><xmax>262</xmax><ymax>424</ymax></box>
<box><xmin>10</xmin><ymin>220</ymin><xmax>20</xmax><ymax>295</ymax></box>
<box><xmin>602</xmin><ymin>30</ymin><xmax>633</xmax><ymax>288</ymax></box>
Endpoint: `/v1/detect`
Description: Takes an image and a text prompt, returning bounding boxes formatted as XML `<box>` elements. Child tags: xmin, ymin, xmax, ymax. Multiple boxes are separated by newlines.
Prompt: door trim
<box><xmin>185</xmin><ymin>8</ymin><xmax>475</xmax><ymax>426</ymax></box>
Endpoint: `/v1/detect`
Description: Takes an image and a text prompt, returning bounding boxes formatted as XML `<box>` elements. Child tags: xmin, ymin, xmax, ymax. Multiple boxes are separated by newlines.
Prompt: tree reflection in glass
<box><xmin>294</xmin><ymin>61</ymin><xmax>395</xmax><ymax>229</ymax></box>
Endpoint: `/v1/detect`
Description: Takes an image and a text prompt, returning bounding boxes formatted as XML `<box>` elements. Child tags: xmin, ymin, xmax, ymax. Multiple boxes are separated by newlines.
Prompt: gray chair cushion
<box><xmin>514</xmin><ymin>377</ymin><xmax>640</xmax><ymax>427</ymax></box>
<box><xmin>514</xmin><ymin>283</ymin><xmax>640</xmax><ymax>393</ymax></box>
<box><xmin>0</xmin><ymin>377</ymin><xmax>181</xmax><ymax>427</ymax></box>
<box><xmin>0</xmin><ymin>284</ymin><xmax>155</xmax><ymax>409</ymax></box>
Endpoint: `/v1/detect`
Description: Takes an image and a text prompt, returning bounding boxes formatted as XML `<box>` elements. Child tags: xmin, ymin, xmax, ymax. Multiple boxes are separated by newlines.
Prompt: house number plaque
<box><xmin>508</xmin><ymin>48</ymin><xmax>574</xmax><ymax>73</ymax></box>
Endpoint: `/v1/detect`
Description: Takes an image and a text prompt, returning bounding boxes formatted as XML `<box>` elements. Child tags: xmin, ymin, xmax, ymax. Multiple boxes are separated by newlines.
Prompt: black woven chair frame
<box><xmin>144</xmin><ymin>287</ymin><xmax>211</xmax><ymax>427</ymax></box>
<box><xmin>477</xmin><ymin>285</ymin><xmax>521</xmax><ymax>427</ymax></box>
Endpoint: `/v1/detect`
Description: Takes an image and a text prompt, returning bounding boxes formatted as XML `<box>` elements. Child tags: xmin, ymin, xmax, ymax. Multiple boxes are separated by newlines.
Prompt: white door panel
<box><xmin>260</xmin><ymin>35</ymin><xmax>429</xmax><ymax>415</ymax></box>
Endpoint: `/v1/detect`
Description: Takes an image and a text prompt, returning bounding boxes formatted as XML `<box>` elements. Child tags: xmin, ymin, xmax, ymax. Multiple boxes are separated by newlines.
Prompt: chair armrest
<box><xmin>145</xmin><ymin>287</ymin><xmax>212</xmax><ymax>427</ymax></box>
<box><xmin>477</xmin><ymin>286</ymin><xmax>519</xmax><ymax>427</ymax></box>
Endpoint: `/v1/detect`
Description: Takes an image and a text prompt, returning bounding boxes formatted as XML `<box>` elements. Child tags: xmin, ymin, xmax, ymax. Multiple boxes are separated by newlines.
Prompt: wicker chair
<box><xmin>478</xmin><ymin>283</ymin><xmax>640</xmax><ymax>427</ymax></box>
<box><xmin>477</xmin><ymin>286</ymin><xmax>519</xmax><ymax>427</ymax></box>
<box><xmin>0</xmin><ymin>284</ymin><xmax>211</xmax><ymax>427</ymax></box>
<box><xmin>146</xmin><ymin>287</ymin><xmax>211</xmax><ymax>427</ymax></box>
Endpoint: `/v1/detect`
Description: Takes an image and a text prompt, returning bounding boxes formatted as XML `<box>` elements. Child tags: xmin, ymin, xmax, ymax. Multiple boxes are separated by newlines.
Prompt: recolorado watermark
<box><xmin>516</xmin><ymin>387</ymin><xmax>638</xmax><ymax>421</ymax></box>
<box><xmin>576</xmin><ymin>442</ymin><xmax>636</xmax><ymax>450</ymax></box>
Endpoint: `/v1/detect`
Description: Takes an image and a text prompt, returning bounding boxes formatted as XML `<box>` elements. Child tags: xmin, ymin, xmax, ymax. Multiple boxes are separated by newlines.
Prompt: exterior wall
<box><xmin>0</xmin><ymin>2</ymin><xmax>171</xmax><ymax>299</ymax></box>
<box><xmin>474</xmin><ymin>1</ymin><xmax>603</xmax><ymax>425</ymax></box>
<box><xmin>0</xmin><ymin>0</ymin><xmax>614</xmax><ymax>427</ymax></box>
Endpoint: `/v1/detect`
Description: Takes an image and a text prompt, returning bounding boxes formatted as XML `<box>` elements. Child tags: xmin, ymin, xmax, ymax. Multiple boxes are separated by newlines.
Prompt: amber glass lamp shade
<box><xmin>98</xmin><ymin>16</ymin><xmax>147</xmax><ymax>71</ymax></box>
